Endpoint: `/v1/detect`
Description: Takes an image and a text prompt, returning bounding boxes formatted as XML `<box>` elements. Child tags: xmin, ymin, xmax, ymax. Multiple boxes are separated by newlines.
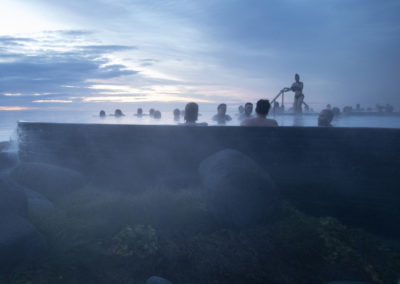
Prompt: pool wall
<box><xmin>17</xmin><ymin>122</ymin><xmax>400</xmax><ymax>238</ymax></box>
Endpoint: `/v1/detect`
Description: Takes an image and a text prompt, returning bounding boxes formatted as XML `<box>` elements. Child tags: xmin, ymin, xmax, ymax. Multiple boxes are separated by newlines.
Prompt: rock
<box><xmin>10</xmin><ymin>162</ymin><xmax>86</xmax><ymax>200</ymax></box>
<box><xmin>326</xmin><ymin>282</ymin><xmax>371</xmax><ymax>284</ymax></box>
<box><xmin>0</xmin><ymin>151</ymin><xmax>19</xmax><ymax>171</ymax></box>
<box><xmin>145</xmin><ymin>276</ymin><xmax>172</xmax><ymax>284</ymax></box>
<box><xmin>0</xmin><ymin>178</ymin><xmax>28</xmax><ymax>218</ymax></box>
<box><xmin>24</xmin><ymin>188</ymin><xmax>55</xmax><ymax>216</ymax></box>
<box><xmin>0</xmin><ymin>215</ymin><xmax>47</xmax><ymax>269</ymax></box>
<box><xmin>199</xmin><ymin>149</ymin><xmax>279</xmax><ymax>227</ymax></box>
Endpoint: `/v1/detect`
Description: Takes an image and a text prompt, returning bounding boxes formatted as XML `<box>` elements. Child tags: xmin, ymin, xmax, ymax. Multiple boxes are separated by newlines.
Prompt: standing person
<box><xmin>241</xmin><ymin>99</ymin><xmax>278</xmax><ymax>127</ymax></box>
<box><xmin>285</xmin><ymin>73</ymin><xmax>304</xmax><ymax>113</ymax></box>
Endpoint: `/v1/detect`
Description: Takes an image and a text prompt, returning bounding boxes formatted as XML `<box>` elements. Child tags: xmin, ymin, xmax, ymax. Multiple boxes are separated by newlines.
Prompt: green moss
<box><xmin>6</xmin><ymin>186</ymin><xmax>400</xmax><ymax>284</ymax></box>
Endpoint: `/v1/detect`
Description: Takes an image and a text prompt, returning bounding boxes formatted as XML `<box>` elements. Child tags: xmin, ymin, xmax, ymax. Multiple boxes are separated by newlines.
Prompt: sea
<box><xmin>1</xmin><ymin>109</ymin><xmax>400</xmax><ymax>142</ymax></box>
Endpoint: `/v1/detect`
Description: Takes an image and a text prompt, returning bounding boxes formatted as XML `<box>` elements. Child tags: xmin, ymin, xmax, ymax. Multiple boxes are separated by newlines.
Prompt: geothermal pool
<box><xmin>1</xmin><ymin>109</ymin><xmax>400</xmax><ymax>141</ymax></box>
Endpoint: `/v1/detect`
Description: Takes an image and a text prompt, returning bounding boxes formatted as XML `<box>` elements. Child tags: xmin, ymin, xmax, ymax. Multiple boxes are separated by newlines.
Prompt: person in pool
<box><xmin>99</xmin><ymin>110</ymin><xmax>106</xmax><ymax>118</ymax></box>
<box><xmin>114</xmin><ymin>109</ymin><xmax>125</xmax><ymax>117</ymax></box>
<box><xmin>212</xmin><ymin>103</ymin><xmax>232</xmax><ymax>125</ymax></box>
<box><xmin>318</xmin><ymin>109</ymin><xmax>334</xmax><ymax>127</ymax></box>
<box><xmin>153</xmin><ymin>110</ymin><xmax>162</xmax><ymax>119</ymax></box>
<box><xmin>173</xmin><ymin>108</ymin><xmax>181</xmax><ymax>121</ymax></box>
<box><xmin>135</xmin><ymin>108</ymin><xmax>144</xmax><ymax>117</ymax></box>
<box><xmin>239</xmin><ymin>102</ymin><xmax>253</xmax><ymax>120</ymax></box>
<box><xmin>182</xmin><ymin>102</ymin><xmax>207</xmax><ymax>126</ymax></box>
<box><xmin>241</xmin><ymin>99</ymin><xmax>278</xmax><ymax>127</ymax></box>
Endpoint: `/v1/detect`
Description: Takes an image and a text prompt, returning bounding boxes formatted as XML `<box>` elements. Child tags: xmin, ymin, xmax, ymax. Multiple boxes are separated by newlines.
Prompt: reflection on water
<box><xmin>1</xmin><ymin>110</ymin><xmax>400</xmax><ymax>141</ymax></box>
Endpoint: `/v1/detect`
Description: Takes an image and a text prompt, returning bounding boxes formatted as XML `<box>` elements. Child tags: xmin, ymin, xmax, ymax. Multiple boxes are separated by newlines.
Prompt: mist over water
<box><xmin>1</xmin><ymin>109</ymin><xmax>400</xmax><ymax>141</ymax></box>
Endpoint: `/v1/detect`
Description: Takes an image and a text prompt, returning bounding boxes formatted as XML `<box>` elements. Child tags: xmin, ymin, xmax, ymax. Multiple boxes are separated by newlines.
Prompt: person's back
<box><xmin>241</xmin><ymin>116</ymin><xmax>278</xmax><ymax>126</ymax></box>
<box><xmin>182</xmin><ymin>102</ymin><xmax>208</xmax><ymax>126</ymax></box>
<box><xmin>241</xmin><ymin>99</ymin><xmax>278</xmax><ymax>127</ymax></box>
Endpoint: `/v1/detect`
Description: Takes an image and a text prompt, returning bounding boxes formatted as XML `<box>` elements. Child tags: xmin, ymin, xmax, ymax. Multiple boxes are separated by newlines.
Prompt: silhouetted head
<box><xmin>238</xmin><ymin>105</ymin><xmax>244</xmax><ymax>114</ymax></box>
<box><xmin>244</xmin><ymin>102</ymin><xmax>253</xmax><ymax>116</ymax></box>
<box><xmin>184</xmin><ymin>102</ymin><xmax>198</xmax><ymax>123</ymax></box>
<box><xmin>114</xmin><ymin>109</ymin><xmax>124</xmax><ymax>117</ymax></box>
<box><xmin>255</xmin><ymin>99</ymin><xmax>271</xmax><ymax>117</ymax></box>
<box><xmin>217</xmin><ymin>104</ymin><xmax>227</xmax><ymax>115</ymax></box>
<box><xmin>149</xmin><ymin>108</ymin><xmax>155</xmax><ymax>117</ymax></box>
<box><xmin>295</xmin><ymin>73</ymin><xmax>300</xmax><ymax>82</ymax></box>
<box><xmin>137</xmin><ymin>108</ymin><xmax>143</xmax><ymax>115</ymax></box>
<box><xmin>99</xmin><ymin>110</ymin><xmax>106</xmax><ymax>117</ymax></box>
<box><xmin>326</xmin><ymin>104</ymin><xmax>332</xmax><ymax>110</ymax></box>
<box><xmin>154</xmin><ymin>110</ymin><xmax>161</xmax><ymax>119</ymax></box>
<box><xmin>318</xmin><ymin>109</ymin><xmax>334</xmax><ymax>127</ymax></box>
<box><xmin>173</xmin><ymin>108</ymin><xmax>180</xmax><ymax>120</ymax></box>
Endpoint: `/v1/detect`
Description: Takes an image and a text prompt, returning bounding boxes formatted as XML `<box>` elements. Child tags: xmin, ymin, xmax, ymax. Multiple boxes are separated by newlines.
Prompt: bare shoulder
<box><xmin>240</xmin><ymin>118</ymin><xmax>253</xmax><ymax>126</ymax></box>
<box><xmin>267</xmin><ymin>119</ymin><xmax>279</xmax><ymax>126</ymax></box>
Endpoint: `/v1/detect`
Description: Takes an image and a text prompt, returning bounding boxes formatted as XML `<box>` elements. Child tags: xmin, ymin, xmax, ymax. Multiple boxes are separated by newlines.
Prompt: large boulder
<box><xmin>10</xmin><ymin>162</ymin><xmax>86</xmax><ymax>200</ymax></box>
<box><xmin>0</xmin><ymin>178</ymin><xmax>28</xmax><ymax>218</ymax></box>
<box><xmin>0</xmin><ymin>215</ymin><xmax>47</xmax><ymax>269</ymax></box>
<box><xmin>146</xmin><ymin>276</ymin><xmax>172</xmax><ymax>284</ymax></box>
<box><xmin>199</xmin><ymin>149</ymin><xmax>279</xmax><ymax>228</ymax></box>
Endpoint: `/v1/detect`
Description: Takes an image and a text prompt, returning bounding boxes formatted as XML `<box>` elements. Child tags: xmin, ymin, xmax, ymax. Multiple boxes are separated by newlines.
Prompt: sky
<box><xmin>0</xmin><ymin>0</ymin><xmax>399</xmax><ymax>111</ymax></box>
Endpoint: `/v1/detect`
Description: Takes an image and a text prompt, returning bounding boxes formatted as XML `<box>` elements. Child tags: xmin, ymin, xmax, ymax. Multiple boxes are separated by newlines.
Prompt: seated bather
<box><xmin>212</xmin><ymin>103</ymin><xmax>232</xmax><ymax>125</ymax></box>
<box><xmin>239</xmin><ymin>102</ymin><xmax>253</xmax><ymax>120</ymax></box>
<box><xmin>181</xmin><ymin>102</ymin><xmax>207</xmax><ymax>126</ymax></box>
<box><xmin>135</xmin><ymin>108</ymin><xmax>144</xmax><ymax>117</ymax></box>
<box><xmin>173</xmin><ymin>108</ymin><xmax>181</xmax><ymax>121</ymax></box>
<box><xmin>153</xmin><ymin>110</ymin><xmax>162</xmax><ymax>119</ymax></box>
<box><xmin>114</xmin><ymin>109</ymin><xmax>125</xmax><ymax>117</ymax></box>
<box><xmin>318</xmin><ymin>109</ymin><xmax>334</xmax><ymax>127</ymax></box>
<box><xmin>149</xmin><ymin>108</ymin><xmax>155</xmax><ymax>117</ymax></box>
<box><xmin>241</xmin><ymin>99</ymin><xmax>278</xmax><ymax>127</ymax></box>
<box><xmin>237</xmin><ymin>105</ymin><xmax>244</xmax><ymax>116</ymax></box>
<box><xmin>99</xmin><ymin>110</ymin><xmax>106</xmax><ymax>118</ymax></box>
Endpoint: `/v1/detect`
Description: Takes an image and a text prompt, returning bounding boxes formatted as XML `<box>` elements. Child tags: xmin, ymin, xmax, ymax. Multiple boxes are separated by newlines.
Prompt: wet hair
<box><xmin>217</xmin><ymin>103</ymin><xmax>227</xmax><ymax>111</ymax></box>
<box><xmin>149</xmin><ymin>108</ymin><xmax>155</xmax><ymax>116</ymax></box>
<box><xmin>115</xmin><ymin>109</ymin><xmax>123</xmax><ymax>117</ymax></box>
<box><xmin>255</xmin><ymin>99</ymin><xmax>271</xmax><ymax>116</ymax></box>
<box><xmin>295</xmin><ymin>73</ymin><xmax>300</xmax><ymax>79</ymax></box>
<box><xmin>184</xmin><ymin>102</ymin><xmax>198</xmax><ymax>123</ymax></box>
<box><xmin>245</xmin><ymin>102</ymin><xmax>253</xmax><ymax>108</ymax></box>
<box><xmin>99</xmin><ymin>110</ymin><xmax>106</xmax><ymax>117</ymax></box>
<box><xmin>318</xmin><ymin>109</ymin><xmax>334</xmax><ymax>126</ymax></box>
<box><xmin>154</xmin><ymin>110</ymin><xmax>161</xmax><ymax>119</ymax></box>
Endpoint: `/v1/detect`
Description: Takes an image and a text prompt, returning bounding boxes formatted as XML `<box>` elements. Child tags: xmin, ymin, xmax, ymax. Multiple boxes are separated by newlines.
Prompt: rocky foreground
<box><xmin>1</xmin><ymin>142</ymin><xmax>399</xmax><ymax>283</ymax></box>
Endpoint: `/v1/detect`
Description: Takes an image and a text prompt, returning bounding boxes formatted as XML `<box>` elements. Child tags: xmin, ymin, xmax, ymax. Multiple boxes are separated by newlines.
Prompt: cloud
<box><xmin>0</xmin><ymin>36</ymin><xmax>36</xmax><ymax>46</ymax></box>
<box><xmin>0</xmin><ymin>30</ymin><xmax>140</xmax><ymax>106</ymax></box>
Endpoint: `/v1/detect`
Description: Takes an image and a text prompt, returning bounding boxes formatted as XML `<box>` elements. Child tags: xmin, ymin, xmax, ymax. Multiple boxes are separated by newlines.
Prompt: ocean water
<box><xmin>1</xmin><ymin>109</ymin><xmax>400</xmax><ymax>141</ymax></box>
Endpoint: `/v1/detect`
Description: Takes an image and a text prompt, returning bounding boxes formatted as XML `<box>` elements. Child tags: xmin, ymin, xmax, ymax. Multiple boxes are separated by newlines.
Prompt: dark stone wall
<box><xmin>18</xmin><ymin>122</ymin><xmax>400</xmax><ymax>237</ymax></box>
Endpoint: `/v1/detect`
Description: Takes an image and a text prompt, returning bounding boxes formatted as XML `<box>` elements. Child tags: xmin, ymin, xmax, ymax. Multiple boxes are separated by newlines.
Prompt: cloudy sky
<box><xmin>0</xmin><ymin>0</ymin><xmax>399</xmax><ymax>111</ymax></box>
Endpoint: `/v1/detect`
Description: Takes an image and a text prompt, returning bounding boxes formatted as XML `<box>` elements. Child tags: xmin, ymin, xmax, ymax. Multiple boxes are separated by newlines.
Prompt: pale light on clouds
<box><xmin>33</xmin><ymin>100</ymin><xmax>73</xmax><ymax>103</ymax></box>
<box><xmin>0</xmin><ymin>106</ymin><xmax>30</xmax><ymax>111</ymax></box>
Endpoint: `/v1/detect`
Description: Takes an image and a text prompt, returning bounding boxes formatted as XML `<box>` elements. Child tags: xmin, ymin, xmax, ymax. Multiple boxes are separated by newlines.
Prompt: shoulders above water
<box><xmin>240</xmin><ymin>117</ymin><xmax>278</xmax><ymax>127</ymax></box>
